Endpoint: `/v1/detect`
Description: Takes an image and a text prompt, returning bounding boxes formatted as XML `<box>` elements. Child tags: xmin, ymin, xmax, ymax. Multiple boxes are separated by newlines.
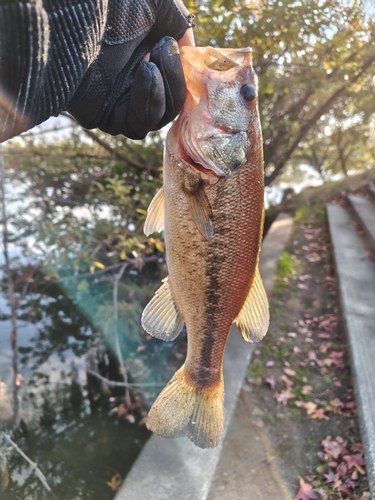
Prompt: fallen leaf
<box><xmin>279</xmin><ymin>375</ymin><xmax>294</xmax><ymax>389</ymax></box>
<box><xmin>265</xmin><ymin>360</ymin><xmax>275</xmax><ymax>368</ymax></box>
<box><xmin>322</xmin><ymin>436</ymin><xmax>348</xmax><ymax>459</ymax></box>
<box><xmin>319</xmin><ymin>315</ymin><xmax>338</xmax><ymax>333</ymax></box>
<box><xmin>294</xmin><ymin>477</ymin><xmax>319</xmax><ymax>500</ymax></box>
<box><xmin>318</xmin><ymin>333</ymin><xmax>331</xmax><ymax>340</ymax></box>
<box><xmin>295</xmin><ymin>401</ymin><xmax>317</xmax><ymax>416</ymax></box>
<box><xmin>301</xmin><ymin>385</ymin><xmax>313</xmax><ymax>395</ymax></box>
<box><xmin>321</xmin><ymin>357</ymin><xmax>335</xmax><ymax>367</ymax></box>
<box><xmin>107</xmin><ymin>473</ymin><xmax>123</xmax><ymax>491</ymax></box>
<box><xmin>116</xmin><ymin>405</ymin><xmax>128</xmax><ymax>417</ymax></box>
<box><xmin>275</xmin><ymin>388</ymin><xmax>295</xmax><ymax>405</ymax></box>
<box><xmin>315</xmin><ymin>488</ymin><xmax>330</xmax><ymax>500</ymax></box>
<box><xmin>317</xmin><ymin>451</ymin><xmax>331</xmax><ymax>463</ymax></box>
<box><xmin>265</xmin><ymin>375</ymin><xmax>276</xmax><ymax>390</ymax></box>
<box><xmin>324</xmin><ymin>469</ymin><xmax>338</xmax><ymax>484</ymax></box>
<box><xmin>299</xmin><ymin>274</ymin><xmax>312</xmax><ymax>281</ymax></box>
<box><xmin>307</xmin><ymin>352</ymin><xmax>323</xmax><ymax>366</ymax></box>
<box><xmin>283</xmin><ymin>368</ymin><xmax>296</xmax><ymax>377</ymax></box>
<box><xmin>306</xmin><ymin>252</ymin><xmax>322</xmax><ymax>263</ymax></box>
<box><xmin>297</xmin><ymin>283</ymin><xmax>309</xmax><ymax>290</ymax></box>
<box><xmin>351</xmin><ymin>443</ymin><xmax>363</xmax><ymax>453</ymax></box>
<box><xmin>324</xmin><ymin>276</ymin><xmax>335</xmax><ymax>287</ymax></box>
<box><xmin>336</xmin><ymin>461</ymin><xmax>348</xmax><ymax>477</ymax></box>
<box><xmin>343</xmin><ymin>454</ymin><xmax>366</xmax><ymax>474</ymax></box>
<box><xmin>357</xmin><ymin>493</ymin><xmax>371</xmax><ymax>500</ymax></box>
<box><xmin>336</xmin><ymin>483</ymin><xmax>352</xmax><ymax>495</ymax></box>
<box><xmin>351</xmin><ymin>469</ymin><xmax>359</xmax><ymax>480</ymax></box>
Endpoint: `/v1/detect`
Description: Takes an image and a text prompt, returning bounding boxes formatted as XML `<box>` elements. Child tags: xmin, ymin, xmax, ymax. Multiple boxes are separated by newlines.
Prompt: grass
<box><xmin>272</xmin><ymin>250</ymin><xmax>297</xmax><ymax>296</ymax></box>
<box><xmin>294</xmin><ymin>204</ymin><xmax>326</xmax><ymax>226</ymax></box>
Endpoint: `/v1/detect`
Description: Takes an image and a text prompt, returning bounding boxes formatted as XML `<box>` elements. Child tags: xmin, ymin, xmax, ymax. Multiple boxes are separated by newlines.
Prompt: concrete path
<box><xmin>115</xmin><ymin>213</ymin><xmax>294</xmax><ymax>500</ymax></box>
<box><xmin>327</xmin><ymin>202</ymin><xmax>375</xmax><ymax>497</ymax></box>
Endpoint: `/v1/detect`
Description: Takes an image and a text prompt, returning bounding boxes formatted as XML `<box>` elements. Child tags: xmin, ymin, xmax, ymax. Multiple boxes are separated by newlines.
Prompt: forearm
<box><xmin>0</xmin><ymin>0</ymin><xmax>107</xmax><ymax>142</ymax></box>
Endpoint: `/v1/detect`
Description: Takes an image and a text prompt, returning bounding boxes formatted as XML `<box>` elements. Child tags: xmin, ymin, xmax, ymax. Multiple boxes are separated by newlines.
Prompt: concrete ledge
<box><xmin>115</xmin><ymin>213</ymin><xmax>294</xmax><ymax>500</ymax></box>
<box><xmin>348</xmin><ymin>194</ymin><xmax>375</xmax><ymax>248</ymax></box>
<box><xmin>327</xmin><ymin>203</ymin><xmax>375</xmax><ymax>497</ymax></box>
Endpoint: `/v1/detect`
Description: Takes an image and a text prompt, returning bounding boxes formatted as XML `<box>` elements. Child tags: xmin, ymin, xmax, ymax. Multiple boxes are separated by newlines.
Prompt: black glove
<box><xmin>68</xmin><ymin>0</ymin><xmax>193</xmax><ymax>139</ymax></box>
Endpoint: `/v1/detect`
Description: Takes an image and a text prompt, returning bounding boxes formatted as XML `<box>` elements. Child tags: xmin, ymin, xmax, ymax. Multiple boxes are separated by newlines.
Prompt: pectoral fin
<box><xmin>141</xmin><ymin>277</ymin><xmax>184</xmax><ymax>341</ymax></box>
<box><xmin>235</xmin><ymin>267</ymin><xmax>269</xmax><ymax>343</ymax></box>
<box><xmin>144</xmin><ymin>186</ymin><xmax>165</xmax><ymax>236</ymax></box>
<box><xmin>187</xmin><ymin>189</ymin><xmax>214</xmax><ymax>242</ymax></box>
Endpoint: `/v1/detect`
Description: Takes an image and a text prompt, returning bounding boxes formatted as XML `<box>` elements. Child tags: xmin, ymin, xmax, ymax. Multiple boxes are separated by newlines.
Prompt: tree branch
<box><xmin>62</xmin><ymin>113</ymin><xmax>159</xmax><ymax>175</ymax></box>
<box><xmin>4</xmin><ymin>149</ymin><xmax>112</xmax><ymax>162</ymax></box>
<box><xmin>86</xmin><ymin>369</ymin><xmax>163</xmax><ymax>388</ymax></box>
<box><xmin>265</xmin><ymin>52</ymin><xmax>375</xmax><ymax>185</ymax></box>
<box><xmin>2</xmin><ymin>433</ymin><xmax>59</xmax><ymax>500</ymax></box>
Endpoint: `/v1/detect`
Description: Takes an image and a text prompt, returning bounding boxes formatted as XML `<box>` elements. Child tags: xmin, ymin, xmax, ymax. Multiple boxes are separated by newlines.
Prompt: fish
<box><xmin>141</xmin><ymin>46</ymin><xmax>269</xmax><ymax>449</ymax></box>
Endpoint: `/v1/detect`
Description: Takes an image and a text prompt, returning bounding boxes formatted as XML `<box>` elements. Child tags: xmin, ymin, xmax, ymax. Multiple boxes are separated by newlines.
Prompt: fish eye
<box><xmin>240</xmin><ymin>84</ymin><xmax>256</xmax><ymax>102</ymax></box>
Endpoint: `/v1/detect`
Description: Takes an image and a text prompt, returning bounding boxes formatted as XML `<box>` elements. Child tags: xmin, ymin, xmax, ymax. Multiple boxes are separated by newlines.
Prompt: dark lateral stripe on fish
<box><xmin>194</xmin><ymin>185</ymin><xmax>230</xmax><ymax>387</ymax></box>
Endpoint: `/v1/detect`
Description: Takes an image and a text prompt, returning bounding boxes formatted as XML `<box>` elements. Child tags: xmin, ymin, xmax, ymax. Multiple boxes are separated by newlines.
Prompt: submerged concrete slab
<box><xmin>115</xmin><ymin>213</ymin><xmax>294</xmax><ymax>500</ymax></box>
<box><xmin>348</xmin><ymin>194</ymin><xmax>375</xmax><ymax>248</ymax></box>
<box><xmin>327</xmin><ymin>203</ymin><xmax>375</xmax><ymax>497</ymax></box>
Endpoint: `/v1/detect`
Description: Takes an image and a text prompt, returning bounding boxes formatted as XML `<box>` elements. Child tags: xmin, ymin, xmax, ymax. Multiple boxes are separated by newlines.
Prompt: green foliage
<box><xmin>276</xmin><ymin>251</ymin><xmax>295</xmax><ymax>280</ymax></box>
<box><xmin>273</xmin><ymin>250</ymin><xmax>296</xmax><ymax>296</ymax></box>
<box><xmin>193</xmin><ymin>0</ymin><xmax>375</xmax><ymax>185</ymax></box>
<box><xmin>4</xmin><ymin>125</ymin><xmax>165</xmax><ymax>273</ymax></box>
<box><xmin>294</xmin><ymin>204</ymin><xmax>326</xmax><ymax>226</ymax></box>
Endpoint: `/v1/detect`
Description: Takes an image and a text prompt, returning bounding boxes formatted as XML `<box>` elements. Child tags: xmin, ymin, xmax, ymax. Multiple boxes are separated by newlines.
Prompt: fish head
<box><xmin>176</xmin><ymin>46</ymin><xmax>260</xmax><ymax>178</ymax></box>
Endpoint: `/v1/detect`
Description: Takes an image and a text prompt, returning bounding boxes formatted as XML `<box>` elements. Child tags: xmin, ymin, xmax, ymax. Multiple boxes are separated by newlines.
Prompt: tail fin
<box><xmin>146</xmin><ymin>365</ymin><xmax>224</xmax><ymax>449</ymax></box>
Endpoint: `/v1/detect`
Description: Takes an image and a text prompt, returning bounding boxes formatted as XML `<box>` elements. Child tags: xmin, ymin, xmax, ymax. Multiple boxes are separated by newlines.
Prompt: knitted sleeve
<box><xmin>0</xmin><ymin>0</ymin><xmax>108</xmax><ymax>142</ymax></box>
<box><xmin>0</xmin><ymin>0</ymin><xmax>191</xmax><ymax>143</ymax></box>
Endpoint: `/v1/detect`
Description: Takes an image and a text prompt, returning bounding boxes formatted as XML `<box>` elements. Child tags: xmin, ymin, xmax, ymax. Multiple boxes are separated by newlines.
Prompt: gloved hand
<box><xmin>68</xmin><ymin>0</ymin><xmax>194</xmax><ymax>139</ymax></box>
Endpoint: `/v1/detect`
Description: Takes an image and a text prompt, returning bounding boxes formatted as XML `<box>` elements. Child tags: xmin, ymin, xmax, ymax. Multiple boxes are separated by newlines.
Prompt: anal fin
<box><xmin>141</xmin><ymin>277</ymin><xmax>184</xmax><ymax>341</ymax></box>
<box><xmin>235</xmin><ymin>267</ymin><xmax>269</xmax><ymax>342</ymax></box>
<box><xmin>144</xmin><ymin>186</ymin><xmax>165</xmax><ymax>236</ymax></box>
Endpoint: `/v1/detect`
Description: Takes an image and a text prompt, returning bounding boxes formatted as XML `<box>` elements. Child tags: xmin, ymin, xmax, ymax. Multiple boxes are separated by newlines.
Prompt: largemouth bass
<box><xmin>142</xmin><ymin>46</ymin><xmax>269</xmax><ymax>449</ymax></box>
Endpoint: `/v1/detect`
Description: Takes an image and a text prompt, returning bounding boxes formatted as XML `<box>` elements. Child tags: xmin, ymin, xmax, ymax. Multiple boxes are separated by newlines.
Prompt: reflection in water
<box><xmin>0</xmin><ymin>264</ymin><xmax>187</xmax><ymax>500</ymax></box>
